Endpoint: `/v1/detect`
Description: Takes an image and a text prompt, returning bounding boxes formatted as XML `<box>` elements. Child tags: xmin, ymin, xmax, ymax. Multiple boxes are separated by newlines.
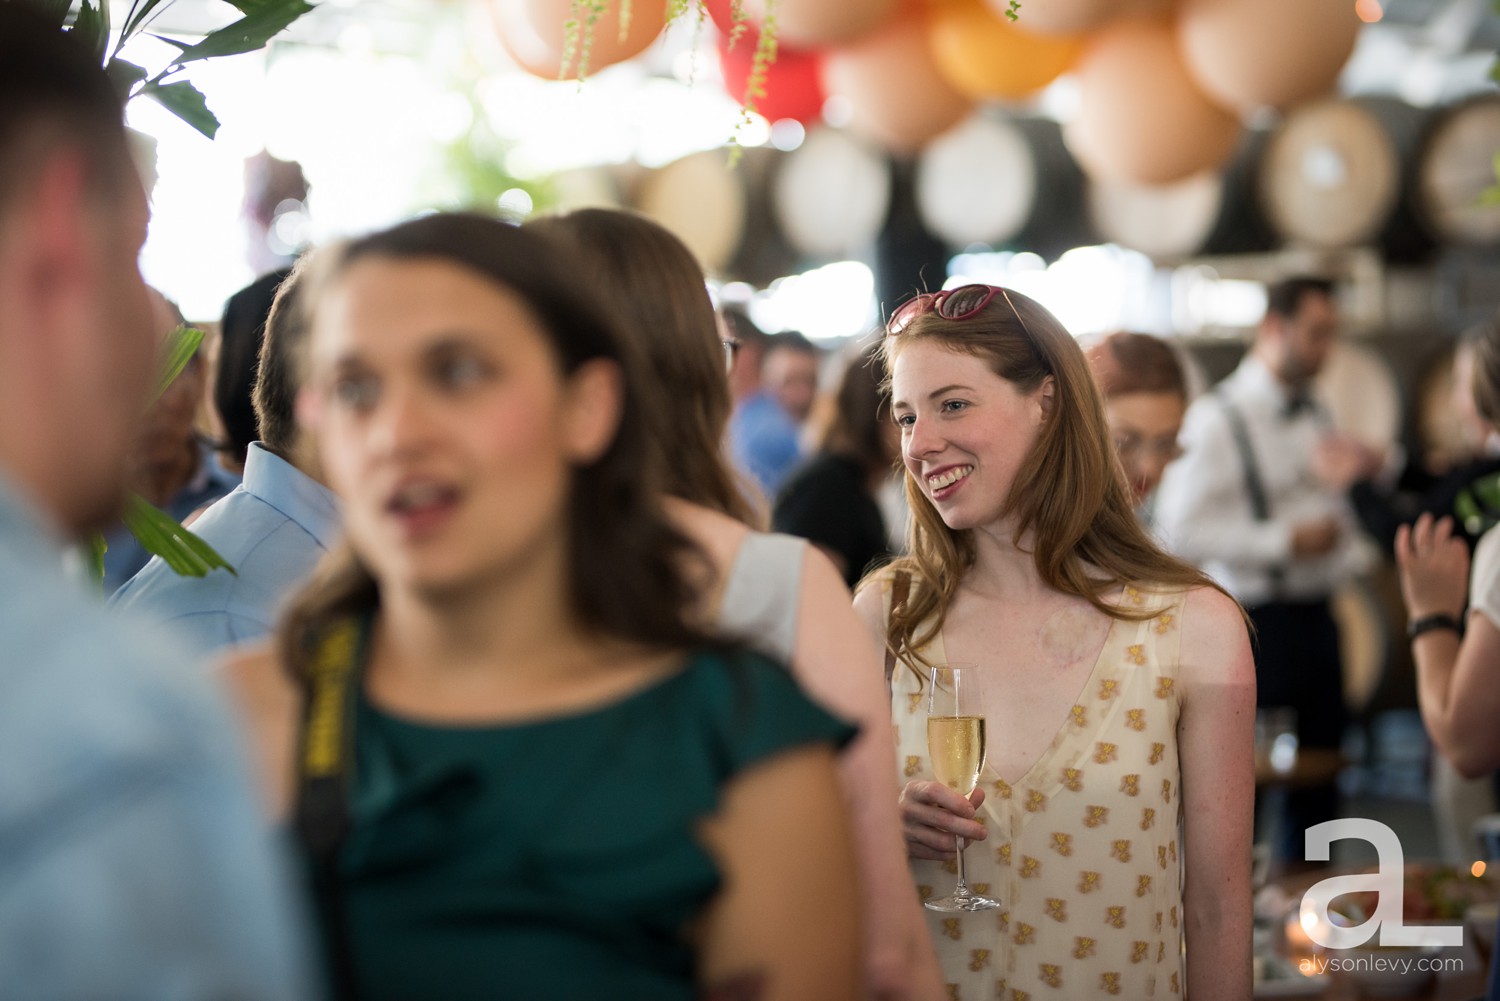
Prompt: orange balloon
<box><xmin>1178</xmin><ymin>0</ymin><xmax>1360</xmax><ymax>112</ymax></box>
<box><xmin>929</xmin><ymin>0</ymin><xmax>1082</xmax><ymax>100</ymax></box>
<box><xmin>1065</xmin><ymin>18</ymin><xmax>1242</xmax><ymax>185</ymax></box>
<box><xmin>740</xmin><ymin>0</ymin><xmax>900</xmax><ymax>47</ymax></box>
<box><xmin>821</xmin><ymin>10</ymin><xmax>974</xmax><ymax>154</ymax></box>
<box><xmin>492</xmin><ymin>0</ymin><xmax>667</xmax><ymax>80</ymax></box>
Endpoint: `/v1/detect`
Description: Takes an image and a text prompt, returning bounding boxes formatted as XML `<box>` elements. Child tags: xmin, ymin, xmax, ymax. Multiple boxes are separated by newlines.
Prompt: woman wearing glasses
<box><xmin>1084</xmin><ymin>331</ymin><xmax>1190</xmax><ymax>527</ymax></box>
<box><xmin>224</xmin><ymin>215</ymin><xmax>860</xmax><ymax>1000</ymax></box>
<box><xmin>526</xmin><ymin>208</ymin><xmax>946</xmax><ymax>1000</ymax></box>
<box><xmin>854</xmin><ymin>285</ymin><xmax>1255</xmax><ymax>999</ymax></box>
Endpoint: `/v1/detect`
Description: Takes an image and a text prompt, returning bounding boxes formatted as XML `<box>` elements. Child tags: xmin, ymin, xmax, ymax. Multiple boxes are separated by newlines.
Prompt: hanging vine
<box><xmin>726</xmin><ymin>0</ymin><xmax>775</xmax><ymax>162</ymax></box>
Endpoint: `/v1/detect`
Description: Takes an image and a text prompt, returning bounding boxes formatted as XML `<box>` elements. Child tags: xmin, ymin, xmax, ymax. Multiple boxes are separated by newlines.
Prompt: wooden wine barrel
<box><xmin>721</xmin><ymin>145</ymin><xmax>801</xmax><ymax>289</ymax></box>
<box><xmin>1315</xmin><ymin>340</ymin><xmax>1403</xmax><ymax>455</ymax></box>
<box><xmin>549</xmin><ymin>164</ymin><xmax>629</xmax><ymax>213</ymax></box>
<box><xmin>914</xmin><ymin>114</ymin><xmax>1091</xmax><ymax>260</ymax></box>
<box><xmin>1414</xmin><ymin>93</ymin><xmax>1500</xmax><ymax>249</ymax></box>
<box><xmin>1085</xmin><ymin>127</ymin><xmax>1275</xmax><ymax>261</ymax></box>
<box><xmin>1259</xmin><ymin>97</ymin><xmax>1436</xmax><ymax>262</ymax></box>
<box><xmin>771</xmin><ymin>126</ymin><xmax>892</xmax><ymax>262</ymax></box>
<box><xmin>633</xmin><ymin>149</ymin><xmax>747</xmax><ymax>276</ymax></box>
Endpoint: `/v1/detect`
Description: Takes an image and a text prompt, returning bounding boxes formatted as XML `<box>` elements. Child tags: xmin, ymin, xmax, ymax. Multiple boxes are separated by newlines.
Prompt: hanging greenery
<box><xmin>85</xmin><ymin>326</ymin><xmax>237</xmax><ymax>585</ymax></box>
<box><xmin>29</xmin><ymin>0</ymin><xmax>316</xmax><ymax>139</ymax></box>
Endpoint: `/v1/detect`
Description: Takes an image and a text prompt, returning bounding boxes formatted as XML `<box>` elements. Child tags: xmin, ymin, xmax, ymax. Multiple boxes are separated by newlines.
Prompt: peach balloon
<box><xmin>1179</xmin><ymin>0</ymin><xmax>1360</xmax><ymax>112</ymax></box>
<box><xmin>822</xmin><ymin>11</ymin><xmax>974</xmax><ymax>154</ymax></box>
<box><xmin>985</xmin><ymin>0</ymin><xmax>1111</xmax><ymax>35</ymax></box>
<box><xmin>1064</xmin><ymin>18</ymin><xmax>1242</xmax><ymax>185</ymax></box>
<box><xmin>496</xmin><ymin>0</ymin><xmax>667</xmax><ymax>80</ymax></box>
<box><xmin>740</xmin><ymin>0</ymin><xmax>900</xmax><ymax>47</ymax></box>
<box><xmin>929</xmin><ymin>0</ymin><xmax>1083</xmax><ymax>100</ymax></box>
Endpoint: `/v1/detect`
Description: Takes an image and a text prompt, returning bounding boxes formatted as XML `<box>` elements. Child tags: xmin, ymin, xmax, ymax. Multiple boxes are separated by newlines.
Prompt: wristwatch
<box><xmin>1408</xmin><ymin>613</ymin><xmax>1464</xmax><ymax>640</ymax></box>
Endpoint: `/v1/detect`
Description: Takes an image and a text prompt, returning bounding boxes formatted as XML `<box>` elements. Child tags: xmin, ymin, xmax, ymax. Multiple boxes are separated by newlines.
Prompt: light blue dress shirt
<box><xmin>729</xmin><ymin>390</ymin><xmax>804</xmax><ymax>501</ymax></box>
<box><xmin>112</xmin><ymin>442</ymin><xmax>340</xmax><ymax>657</ymax></box>
<box><xmin>101</xmin><ymin>441</ymin><xmax>241</xmax><ymax>595</ymax></box>
<box><xmin>0</xmin><ymin>470</ymin><xmax>318</xmax><ymax>1000</ymax></box>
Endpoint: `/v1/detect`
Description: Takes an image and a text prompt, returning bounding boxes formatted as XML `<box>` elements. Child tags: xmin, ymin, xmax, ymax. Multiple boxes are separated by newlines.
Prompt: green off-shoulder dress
<box><xmin>319</xmin><ymin>645</ymin><xmax>856</xmax><ymax>1001</ymax></box>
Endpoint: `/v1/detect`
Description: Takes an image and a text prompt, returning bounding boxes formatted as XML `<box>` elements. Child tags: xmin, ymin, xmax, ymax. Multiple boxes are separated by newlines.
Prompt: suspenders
<box><xmin>1215</xmin><ymin>391</ymin><xmax>1285</xmax><ymax>601</ymax></box>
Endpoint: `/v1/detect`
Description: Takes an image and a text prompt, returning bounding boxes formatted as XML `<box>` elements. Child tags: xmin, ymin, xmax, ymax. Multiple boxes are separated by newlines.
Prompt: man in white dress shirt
<box><xmin>1155</xmin><ymin>276</ymin><xmax>1375</xmax><ymax>861</ymax></box>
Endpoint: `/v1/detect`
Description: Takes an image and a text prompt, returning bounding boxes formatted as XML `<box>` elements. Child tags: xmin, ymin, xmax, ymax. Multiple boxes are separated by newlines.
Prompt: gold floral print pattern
<box><xmin>894</xmin><ymin>584</ymin><xmax>1186</xmax><ymax>1000</ymax></box>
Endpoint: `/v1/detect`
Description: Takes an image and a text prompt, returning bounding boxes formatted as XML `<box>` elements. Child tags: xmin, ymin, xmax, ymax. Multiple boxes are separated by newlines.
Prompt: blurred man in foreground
<box><xmin>0</xmin><ymin>8</ymin><xmax>314</xmax><ymax>996</ymax></box>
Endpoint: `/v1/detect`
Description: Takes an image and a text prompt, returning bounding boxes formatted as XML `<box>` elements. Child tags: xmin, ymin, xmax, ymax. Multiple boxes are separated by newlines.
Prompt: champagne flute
<box><xmin>924</xmin><ymin>663</ymin><xmax>1000</xmax><ymax>912</ymax></box>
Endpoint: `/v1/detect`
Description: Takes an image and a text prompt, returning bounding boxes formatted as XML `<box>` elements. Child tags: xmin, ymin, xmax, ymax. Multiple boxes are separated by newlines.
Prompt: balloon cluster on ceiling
<box><xmin>492</xmin><ymin>0</ymin><xmax>1363</xmax><ymax>187</ymax></box>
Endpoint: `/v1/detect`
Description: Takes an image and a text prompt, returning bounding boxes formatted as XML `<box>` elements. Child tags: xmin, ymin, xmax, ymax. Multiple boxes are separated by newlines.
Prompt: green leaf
<box><xmin>146</xmin><ymin>33</ymin><xmax>196</xmax><ymax>53</ymax></box>
<box><xmin>104</xmin><ymin>58</ymin><xmax>149</xmax><ymax>103</ymax></box>
<box><xmin>20</xmin><ymin>0</ymin><xmax>72</xmax><ymax>30</ymax></box>
<box><xmin>1473</xmin><ymin>471</ymin><xmax>1500</xmax><ymax>511</ymax></box>
<box><xmin>120</xmin><ymin>0</ymin><xmax>175</xmax><ymax>47</ymax></box>
<box><xmin>122</xmin><ymin>495</ymin><xmax>236</xmax><ymax>578</ymax></box>
<box><xmin>152</xmin><ymin>324</ymin><xmax>205</xmax><ymax>402</ymax></box>
<box><xmin>83</xmin><ymin>533</ymin><xmax>108</xmax><ymax>587</ymax></box>
<box><xmin>222</xmin><ymin>0</ymin><xmax>291</xmax><ymax>12</ymax></box>
<box><xmin>167</xmin><ymin>0</ymin><xmax>314</xmax><ymax>64</ymax></box>
<box><xmin>69</xmin><ymin>0</ymin><xmax>109</xmax><ymax>65</ymax></box>
<box><xmin>142</xmin><ymin>80</ymin><xmax>220</xmax><ymax>139</ymax></box>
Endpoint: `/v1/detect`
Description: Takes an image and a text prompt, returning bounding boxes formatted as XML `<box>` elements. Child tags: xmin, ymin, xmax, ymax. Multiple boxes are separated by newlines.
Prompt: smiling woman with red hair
<box><xmin>856</xmin><ymin>284</ymin><xmax>1253</xmax><ymax>999</ymax></box>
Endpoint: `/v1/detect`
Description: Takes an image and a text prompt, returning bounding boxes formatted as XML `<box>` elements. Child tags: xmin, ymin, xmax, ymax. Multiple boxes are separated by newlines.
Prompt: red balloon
<box><xmin>716</xmin><ymin>19</ymin><xmax>826</xmax><ymax>123</ymax></box>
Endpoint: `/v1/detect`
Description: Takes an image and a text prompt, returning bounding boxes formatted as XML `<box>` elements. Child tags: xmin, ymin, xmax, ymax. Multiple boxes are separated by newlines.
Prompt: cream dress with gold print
<box><xmin>891</xmin><ymin>584</ymin><xmax>1187</xmax><ymax>1000</ymax></box>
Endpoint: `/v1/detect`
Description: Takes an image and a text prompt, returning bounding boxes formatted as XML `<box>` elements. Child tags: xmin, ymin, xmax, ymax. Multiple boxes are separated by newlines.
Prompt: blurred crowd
<box><xmin>8</xmin><ymin>7</ymin><xmax>1500</xmax><ymax>1000</ymax></box>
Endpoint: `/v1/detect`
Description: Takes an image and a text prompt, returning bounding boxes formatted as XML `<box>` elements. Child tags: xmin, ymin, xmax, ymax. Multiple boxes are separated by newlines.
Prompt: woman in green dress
<box><xmin>225</xmin><ymin>214</ymin><xmax>859</xmax><ymax>1001</ymax></box>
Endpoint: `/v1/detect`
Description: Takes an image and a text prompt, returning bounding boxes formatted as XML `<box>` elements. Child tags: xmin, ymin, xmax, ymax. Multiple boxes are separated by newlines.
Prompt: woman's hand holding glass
<box><xmin>898</xmin><ymin>779</ymin><xmax>988</xmax><ymax>860</ymax></box>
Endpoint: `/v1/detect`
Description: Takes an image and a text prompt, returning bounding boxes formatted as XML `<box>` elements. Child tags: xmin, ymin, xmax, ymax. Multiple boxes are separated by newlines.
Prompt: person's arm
<box><xmin>1176</xmin><ymin>585</ymin><xmax>1255</xmax><ymax>1001</ymax></box>
<box><xmin>0</xmin><ymin>677</ymin><xmax>316</xmax><ymax>1001</ymax></box>
<box><xmin>694</xmin><ymin>745</ymin><xmax>859</xmax><ymax>1001</ymax></box>
<box><xmin>220</xmin><ymin>642</ymin><xmax>301</xmax><ymax>819</ymax></box>
<box><xmin>1396</xmin><ymin>513</ymin><xmax>1500</xmax><ymax>778</ymax></box>
<box><xmin>799</xmin><ymin>556</ymin><xmax>945</xmax><ymax>1001</ymax></box>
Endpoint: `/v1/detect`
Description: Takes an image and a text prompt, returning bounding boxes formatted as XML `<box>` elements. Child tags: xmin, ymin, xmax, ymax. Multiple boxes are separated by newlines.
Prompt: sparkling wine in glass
<box><xmin>925</xmin><ymin>663</ymin><xmax>1000</xmax><ymax>912</ymax></box>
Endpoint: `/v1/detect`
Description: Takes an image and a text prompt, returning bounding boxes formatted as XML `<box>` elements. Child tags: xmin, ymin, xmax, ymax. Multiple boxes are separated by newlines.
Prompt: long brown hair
<box><xmin>870</xmin><ymin>286</ymin><xmax>1229</xmax><ymax>677</ymax></box>
<box><xmin>526</xmin><ymin>208</ymin><xmax>757</xmax><ymax>524</ymax></box>
<box><xmin>277</xmin><ymin>213</ymin><xmax>712</xmax><ymax>679</ymax></box>
<box><xmin>817</xmin><ymin>338</ymin><xmax>896</xmax><ymax>480</ymax></box>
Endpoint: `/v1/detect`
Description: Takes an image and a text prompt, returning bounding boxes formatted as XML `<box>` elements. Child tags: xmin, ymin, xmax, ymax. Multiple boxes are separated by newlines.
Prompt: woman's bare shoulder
<box><xmin>1177</xmin><ymin>584</ymin><xmax>1254</xmax><ymax>686</ymax></box>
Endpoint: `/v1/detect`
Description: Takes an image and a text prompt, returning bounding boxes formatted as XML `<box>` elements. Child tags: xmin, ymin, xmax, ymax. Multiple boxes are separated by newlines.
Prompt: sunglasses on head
<box><xmin>886</xmin><ymin>283</ymin><xmax>1033</xmax><ymax>341</ymax></box>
